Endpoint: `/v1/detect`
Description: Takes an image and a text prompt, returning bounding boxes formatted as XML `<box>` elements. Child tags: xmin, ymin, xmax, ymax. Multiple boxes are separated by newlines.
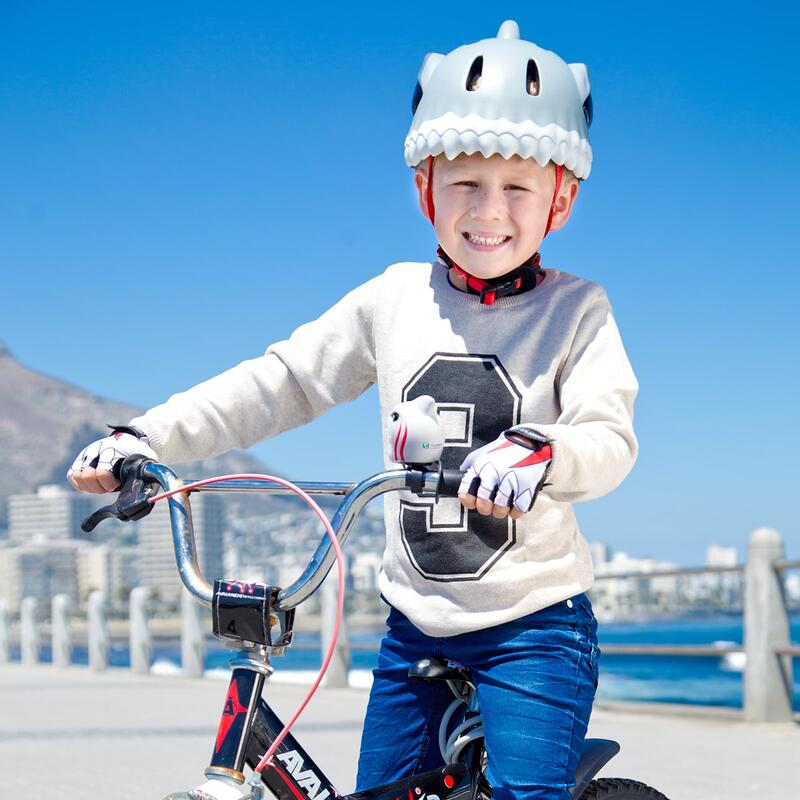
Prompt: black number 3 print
<box><xmin>400</xmin><ymin>353</ymin><xmax>522</xmax><ymax>581</ymax></box>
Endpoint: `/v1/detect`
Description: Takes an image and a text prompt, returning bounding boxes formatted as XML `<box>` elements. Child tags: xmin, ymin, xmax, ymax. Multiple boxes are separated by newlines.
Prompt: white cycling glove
<box><xmin>458</xmin><ymin>428</ymin><xmax>552</xmax><ymax>514</ymax></box>
<box><xmin>67</xmin><ymin>426</ymin><xmax>158</xmax><ymax>485</ymax></box>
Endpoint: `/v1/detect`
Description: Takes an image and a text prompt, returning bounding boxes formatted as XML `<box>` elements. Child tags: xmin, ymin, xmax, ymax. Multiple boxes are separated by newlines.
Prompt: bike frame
<box><xmin>245</xmin><ymin>692</ymin><xmax>465</xmax><ymax>800</ymax></box>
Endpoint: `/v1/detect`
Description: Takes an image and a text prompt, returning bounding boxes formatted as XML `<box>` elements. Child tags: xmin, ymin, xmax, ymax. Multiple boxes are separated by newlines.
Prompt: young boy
<box><xmin>68</xmin><ymin>21</ymin><xmax>637</xmax><ymax>800</ymax></box>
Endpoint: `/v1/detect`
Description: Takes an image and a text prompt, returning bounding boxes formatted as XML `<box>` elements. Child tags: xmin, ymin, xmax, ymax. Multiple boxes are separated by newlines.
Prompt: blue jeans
<box><xmin>356</xmin><ymin>595</ymin><xmax>600</xmax><ymax>800</ymax></box>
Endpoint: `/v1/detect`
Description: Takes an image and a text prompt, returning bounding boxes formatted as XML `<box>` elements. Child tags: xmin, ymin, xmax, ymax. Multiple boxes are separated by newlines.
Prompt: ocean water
<box><xmin>592</xmin><ymin>615</ymin><xmax>799</xmax><ymax>707</ymax></box>
<box><xmin>17</xmin><ymin>615</ymin><xmax>800</xmax><ymax>710</ymax></box>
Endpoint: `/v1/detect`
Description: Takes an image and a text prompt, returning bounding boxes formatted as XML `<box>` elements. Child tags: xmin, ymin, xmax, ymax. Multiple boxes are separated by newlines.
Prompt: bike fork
<box><xmin>160</xmin><ymin>648</ymin><xmax>274</xmax><ymax>799</ymax></box>
<box><xmin>208</xmin><ymin>648</ymin><xmax>274</xmax><ymax>786</ymax></box>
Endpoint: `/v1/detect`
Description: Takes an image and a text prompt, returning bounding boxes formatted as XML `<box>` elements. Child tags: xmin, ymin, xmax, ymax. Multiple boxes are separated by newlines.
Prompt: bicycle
<box><xmin>84</xmin><ymin>451</ymin><xmax>670</xmax><ymax>800</ymax></box>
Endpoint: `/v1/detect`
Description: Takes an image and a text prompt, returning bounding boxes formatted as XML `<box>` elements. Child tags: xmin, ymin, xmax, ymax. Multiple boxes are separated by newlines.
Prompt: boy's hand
<box><xmin>458</xmin><ymin>432</ymin><xmax>552</xmax><ymax>519</ymax></box>
<box><xmin>67</xmin><ymin>427</ymin><xmax>157</xmax><ymax>494</ymax></box>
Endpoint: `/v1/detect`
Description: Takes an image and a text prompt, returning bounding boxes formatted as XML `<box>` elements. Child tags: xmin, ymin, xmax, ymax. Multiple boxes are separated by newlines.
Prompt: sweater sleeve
<box><xmin>128</xmin><ymin>276</ymin><xmax>379</xmax><ymax>464</ymax></box>
<box><xmin>517</xmin><ymin>291</ymin><xmax>638</xmax><ymax>503</ymax></box>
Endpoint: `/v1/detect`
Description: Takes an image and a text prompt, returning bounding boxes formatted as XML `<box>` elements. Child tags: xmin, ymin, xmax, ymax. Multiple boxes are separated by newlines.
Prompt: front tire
<box><xmin>579</xmin><ymin>778</ymin><xmax>670</xmax><ymax>799</ymax></box>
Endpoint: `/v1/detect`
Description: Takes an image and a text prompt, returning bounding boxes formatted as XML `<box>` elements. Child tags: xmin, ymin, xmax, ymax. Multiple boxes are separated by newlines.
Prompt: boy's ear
<box><xmin>414</xmin><ymin>168</ymin><xmax>432</xmax><ymax>222</ymax></box>
<box><xmin>548</xmin><ymin>178</ymin><xmax>580</xmax><ymax>232</ymax></box>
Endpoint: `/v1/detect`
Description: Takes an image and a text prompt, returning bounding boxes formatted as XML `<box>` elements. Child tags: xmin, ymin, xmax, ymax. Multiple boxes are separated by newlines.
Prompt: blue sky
<box><xmin>2</xmin><ymin>2</ymin><xmax>798</xmax><ymax>564</ymax></box>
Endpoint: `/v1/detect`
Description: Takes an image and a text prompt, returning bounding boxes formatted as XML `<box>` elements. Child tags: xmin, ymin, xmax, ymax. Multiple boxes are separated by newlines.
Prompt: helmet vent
<box><xmin>526</xmin><ymin>59</ymin><xmax>540</xmax><ymax>96</ymax></box>
<box><xmin>465</xmin><ymin>56</ymin><xmax>484</xmax><ymax>91</ymax></box>
<box><xmin>583</xmin><ymin>93</ymin><xmax>593</xmax><ymax>127</ymax></box>
<box><xmin>412</xmin><ymin>82</ymin><xmax>423</xmax><ymax>114</ymax></box>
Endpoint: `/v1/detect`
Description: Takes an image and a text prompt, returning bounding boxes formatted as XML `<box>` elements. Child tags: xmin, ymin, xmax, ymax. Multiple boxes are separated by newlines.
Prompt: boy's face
<box><xmin>415</xmin><ymin>153</ymin><xmax>578</xmax><ymax>280</ymax></box>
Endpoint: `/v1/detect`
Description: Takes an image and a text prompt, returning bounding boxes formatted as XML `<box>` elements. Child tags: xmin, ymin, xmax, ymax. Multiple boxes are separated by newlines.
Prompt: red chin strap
<box><xmin>425</xmin><ymin>155</ymin><xmax>563</xmax><ymax>305</ymax></box>
<box><xmin>425</xmin><ymin>155</ymin><xmax>437</xmax><ymax>224</ymax></box>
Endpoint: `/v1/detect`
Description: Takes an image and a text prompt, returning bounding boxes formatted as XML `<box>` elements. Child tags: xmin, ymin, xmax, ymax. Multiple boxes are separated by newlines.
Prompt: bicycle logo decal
<box><xmin>214</xmin><ymin>679</ymin><xmax>248</xmax><ymax>753</ymax></box>
<box><xmin>224</xmin><ymin>580</ymin><xmax>256</xmax><ymax>594</ymax></box>
<box><xmin>274</xmin><ymin>750</ymin><xmax>332</xmax><ymax>800</ymax></box>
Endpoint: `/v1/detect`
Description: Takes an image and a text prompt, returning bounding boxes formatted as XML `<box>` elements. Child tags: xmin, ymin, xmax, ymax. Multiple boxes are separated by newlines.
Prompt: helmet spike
<box><xmin>497</xmin><ymin>20</ymin><xmax>520</xmax><ymax>40</ymax></box>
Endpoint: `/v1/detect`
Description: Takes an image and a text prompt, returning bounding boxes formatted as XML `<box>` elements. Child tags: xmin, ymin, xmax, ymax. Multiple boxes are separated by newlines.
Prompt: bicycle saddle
<box><xmin>409</xmin><ymin>656</ymin><xmax>472</xmax><ymax>682</ymax></box>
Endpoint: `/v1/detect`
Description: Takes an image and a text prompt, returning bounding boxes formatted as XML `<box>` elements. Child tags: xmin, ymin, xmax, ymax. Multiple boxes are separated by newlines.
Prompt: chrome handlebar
<box><xmin>141</xmin><ymin>462</ymin><xmax>448</xmax><ymax>610</ymax></box>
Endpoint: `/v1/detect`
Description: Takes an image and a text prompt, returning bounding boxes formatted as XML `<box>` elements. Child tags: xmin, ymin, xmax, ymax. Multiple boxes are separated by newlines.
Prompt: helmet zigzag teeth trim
<box><xmin>405</xmin><ymin>112</ymin><xmax>591</xmax><ymax>177</ymax></box>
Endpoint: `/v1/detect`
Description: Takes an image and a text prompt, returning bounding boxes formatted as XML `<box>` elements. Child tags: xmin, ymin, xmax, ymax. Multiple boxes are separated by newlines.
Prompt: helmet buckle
<box><xmin>479</xmin><ymin>275</ymin><xmax>523</xmax><ymax>305</ymax></box>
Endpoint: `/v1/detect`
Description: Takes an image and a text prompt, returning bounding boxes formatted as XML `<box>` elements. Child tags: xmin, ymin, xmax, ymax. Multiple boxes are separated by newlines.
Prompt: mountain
<box><xmin>0</xmin><ymin>341</ymin><xmax>283</xmax><ymax>524</ymax></box>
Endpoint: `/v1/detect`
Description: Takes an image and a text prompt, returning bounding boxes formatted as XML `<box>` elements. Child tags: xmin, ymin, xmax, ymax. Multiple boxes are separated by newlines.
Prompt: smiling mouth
<box><xmin>463</xmin><ymin>232</ymin><xmax>512</xmax><ymax>247</ymax></box>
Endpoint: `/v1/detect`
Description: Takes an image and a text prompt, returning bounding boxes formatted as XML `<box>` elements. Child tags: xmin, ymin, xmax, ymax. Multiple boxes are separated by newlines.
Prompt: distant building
<box><xmin>77</xmin><ymin>543</ymin><xmax>140</xmax><ymax>607</ymax></box>
<box><xmin>109</xmin><ymin>545</ymin><xmax>140</xmax><ymax>604</ymax></box>
<box><xmin>0</xmin><ymin>539</ymin><xmax>85</xmax><ymax>612</ymax></box>
<box><xmin>350</xmin><ymin>552</ymin><xmax>383</xmax><ymax>593</ymax></box>
<box><xmin>137</xmin><ymin>493</ymin><xmax>224</xmax><ymax>603</ymax></box>
<box><xmin>3</xmin><ymin>484</ymin><xmax>147</xmax><ymax>609</ymax></box>
<box><xmin>8</xmin><ymin>485</ymin><xmax>92</xmax><ymax>543</ymax></box>
<box><xmin>79</xmin><ymin>544</ymin><xmax>108</xmax><ymax>598</ymax></box>
<box><xmin>588</xmin><ymin>541</ymin><xmax>610</xmax><ymax>570</ymax></box>
<box><xmin>272</xmin><ymin>552</ymin><xmax>316</xmax><ymax>592</ymax></box>
<box><xmin>702</xmin><ymin>544</ymin><xmax>741</xmax><ymax>607</ymax></box>
<box><xmin>591</xmin><ymin>551</ymin><xmax>678</xmax><ymax>615</ymax></box>
<box><xmin>706</xmin><ymin>544</ymin><xmax>737</xmax><ymax>567</ymax></box>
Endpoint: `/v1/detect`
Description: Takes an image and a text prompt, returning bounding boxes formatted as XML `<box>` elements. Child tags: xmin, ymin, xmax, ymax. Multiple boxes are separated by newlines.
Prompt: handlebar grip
<box><xmin>437</xmin><ymin>469</ymin><xmax>464</xmax><ymax>498</ymax></box>
<box><xmin>80</xmin><ymin>455</ymin><xmax>159</xmax><ymax>532</ymax></box>
<box><xmin>117</xmin><ymin>454</ymin><xmax>153</xmax><ymax>485</ymax></box>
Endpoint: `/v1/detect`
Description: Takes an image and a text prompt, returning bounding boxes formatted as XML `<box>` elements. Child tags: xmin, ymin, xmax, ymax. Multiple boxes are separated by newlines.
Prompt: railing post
<box><xmin>181</xmin><ymin>588</ymin><xmax>205</xmax><ymax>678</ymax></box>
<box><xmin>129</xmin><ymin>587</ymin><xmax>152</xmax><ymax>675</ymax></box>
<box><xmin>321</xmin><ymin>571</ymin><xmax>350</xmax><ymax>688</ymax></box>
<box><xmin>744</xmin><ymin>527</ymin><xmax>793</xmax><ymax>722</ymax></box>
<box><xmin>51</xmin><ymin>594</ymin><xmax>71</xmax><ymax>668</ymax></box>
<box><xmin>21</xmin><ymin>597</ymin><xmax>39</xmax><ymax>666</ymax></box>
<box><xmin>0</xmin><ymin>600</ymin><xmax>9</xmax><ymax>663</ymax></box>
<box><xmin>88</xmin><ymin>591</ymin><xmax>108</xmax><ymax>671</ymax></box>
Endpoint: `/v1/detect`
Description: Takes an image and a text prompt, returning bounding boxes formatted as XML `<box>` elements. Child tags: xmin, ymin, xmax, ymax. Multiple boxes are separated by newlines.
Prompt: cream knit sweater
<box><xmin>131</xmin><ymin>262</ymin><xmax>638</xmax><ymax>636</ymax></box>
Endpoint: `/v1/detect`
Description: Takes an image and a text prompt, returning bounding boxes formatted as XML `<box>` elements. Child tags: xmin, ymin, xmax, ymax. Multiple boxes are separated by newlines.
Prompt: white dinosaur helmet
<box><xmin>404</xmin><ymin>20</ymin><xmax>593</xmax><ymax>179</ymax></box>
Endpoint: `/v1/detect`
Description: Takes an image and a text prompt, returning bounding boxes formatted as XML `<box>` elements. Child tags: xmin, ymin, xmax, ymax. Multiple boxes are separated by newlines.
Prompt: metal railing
<box><xmin>1</xmin><ymin>527</ymin><xmax>797</xmax><ymax>722</ymax></box>
<box><xmin>584</xmin><ymin>529</ymin><xmax>798</xmax><ymax>721</ymax></box>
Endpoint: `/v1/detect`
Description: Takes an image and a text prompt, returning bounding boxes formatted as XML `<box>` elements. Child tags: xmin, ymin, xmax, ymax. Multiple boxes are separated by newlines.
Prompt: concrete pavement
<box><xmin>0</xmin><ymin>664</ymin><xmax>797</xmax><ymax>799</ymax></box>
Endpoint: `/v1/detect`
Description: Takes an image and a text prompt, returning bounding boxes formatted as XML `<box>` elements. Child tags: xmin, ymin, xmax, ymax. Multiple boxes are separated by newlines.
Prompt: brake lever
<box><xmin>81</xmin><ymin>455</ymin><xmax>159</xmax><ymax>532</ymax></box>
<box><xmin>81</xmin><ymin>505</ymin><xmax>120</xmax><ymax>532</ymax></box>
